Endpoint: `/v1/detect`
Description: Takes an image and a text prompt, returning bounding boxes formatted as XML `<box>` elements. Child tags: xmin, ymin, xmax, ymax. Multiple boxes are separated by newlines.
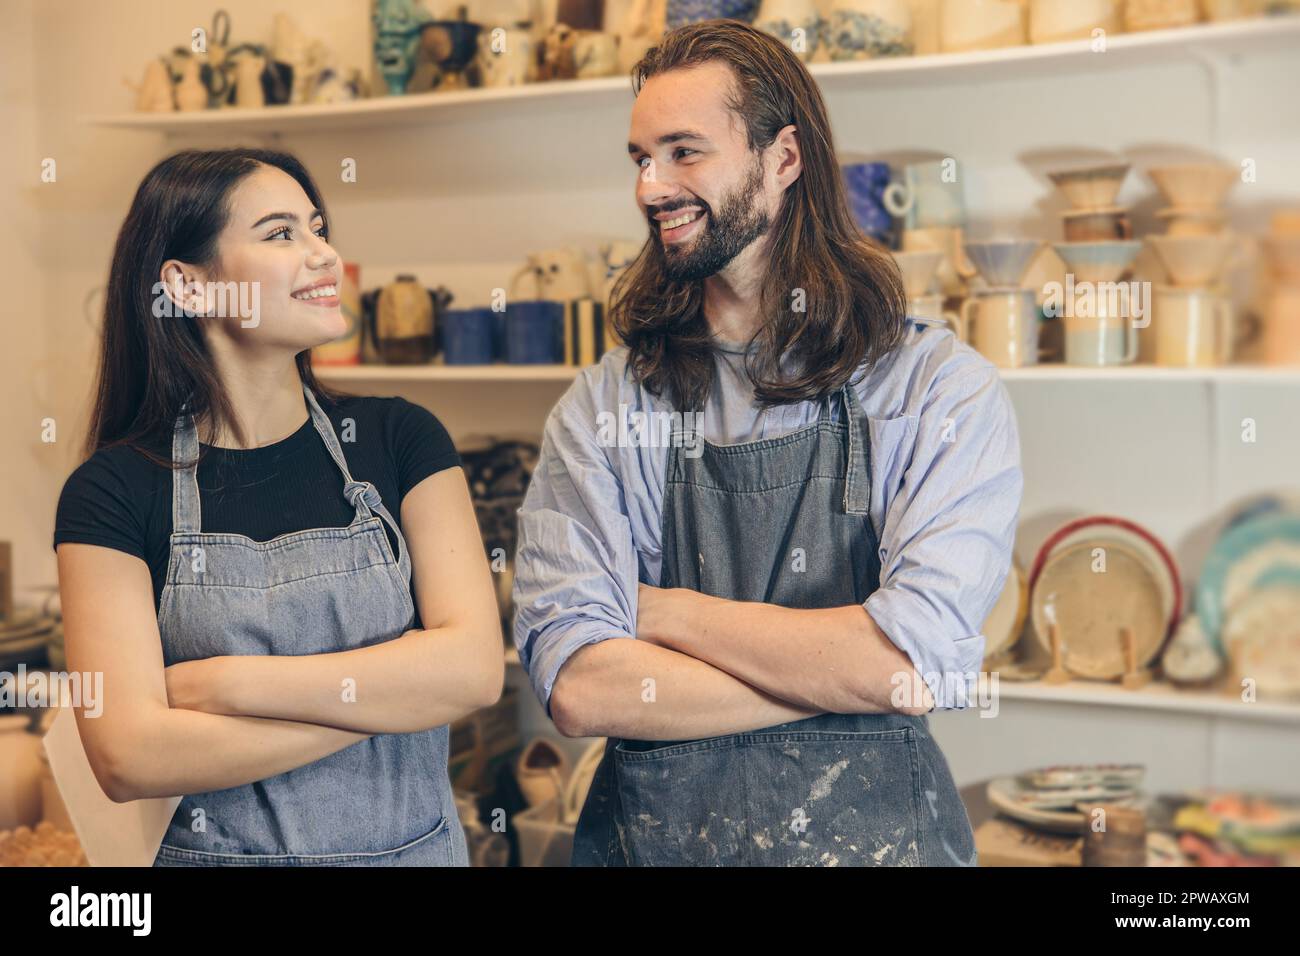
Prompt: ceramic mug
<box><xmin>908</xmin><ymin>293</ymin><xmax>961</xmax><ymax>336</ymax></box>
<box><xmin>753</xmin><ymin>0</ymin><xmax>822</xmax><ymax>61</ymax></box>
<box><xmin>1263</xmin><ymin>284</ymin><xmax>1300</xmax><ymax>366</ymax></box>
<box><xmin>939</xmin><ymin>0</ymin><xmax>1025</xmax><ymax>52</ymax></box>
<box><xmin>902</xmin><ymin>225</ymin><xmax>978</xmax><ymax>297</ymax></box>
<box><xmin>959</xmin><ymin>288</ymin><xmax>1040</xmax><ymax>367</ymax></box>
<box><xmin>476</xmin><ymin>27</ymin><xmax>534</xmax><ymax>87</ymax></box>
<box><xmin>1063</xmin><ymin>314</ymin><xmax>1137</xmax><ymax>367</ymax></box>
<box><xmin>1152</xmin><ymin>286</ymin><xmax>1234</xmax><ymax>367</ymax></box>
<box><xmin>510</xmin><ymin>247</ymin><xmax>591</xmax><ymax>302</ymax></box>
<box><xmin>825</xmin><ymin>0</ymin><xmax>914</xmax><ymax>59</ymax></box>
<box><xmin>573</xmin><ymin>30</ymin><xmax>619</xmax><ymax>78</ymax></box>
<box><xmin>842</xmin><ymin>161</ymin><xmax>896</xmax><ymax>245</ymax></box>
<box><xmin>1029</xmin><ymin>0</ymin><xmax>1118</xmax><ymax>44</ymax></box>
<box><xmin>884</xmin><ymin>160</ymin><xmax>967</xmax><ymax>229</ymax></box>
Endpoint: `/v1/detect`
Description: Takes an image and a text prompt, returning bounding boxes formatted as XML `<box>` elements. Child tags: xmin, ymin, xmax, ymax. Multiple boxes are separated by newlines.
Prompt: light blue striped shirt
<box><xmin>512</xmin><ymin>319</ymin><xmax>1023</xmax><ymax>714</ymax></box>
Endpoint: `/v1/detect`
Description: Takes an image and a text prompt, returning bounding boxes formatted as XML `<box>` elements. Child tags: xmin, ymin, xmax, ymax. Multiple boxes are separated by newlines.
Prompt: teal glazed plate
<box><xmin>1197</xmin><ymin>513</ymin><xmax>1300</xmax><ymax>656</ymax></box>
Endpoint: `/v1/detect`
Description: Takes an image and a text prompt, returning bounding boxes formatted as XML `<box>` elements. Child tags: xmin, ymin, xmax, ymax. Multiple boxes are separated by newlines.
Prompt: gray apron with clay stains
<box><xmin>152</xmin><ymin>383</ymin><xmax>468</xmax><ymax>866</ymax></box>
<box><xmin>571</xmin><ymin>382</ymin><xmax>977</xmax><ymax>866</ymax></box>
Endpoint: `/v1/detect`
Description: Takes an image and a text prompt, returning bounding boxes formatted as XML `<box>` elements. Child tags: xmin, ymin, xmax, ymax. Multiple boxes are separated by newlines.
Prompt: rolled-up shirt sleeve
<box><xmin>512</xmin><ymin>374</ymin><xmax>640</xmax><ymax>717</ymax></box>
<box><xmin>864</xmin><ymin>362</ymin><xmax>1023</xmax><ymax>710</ymax></box>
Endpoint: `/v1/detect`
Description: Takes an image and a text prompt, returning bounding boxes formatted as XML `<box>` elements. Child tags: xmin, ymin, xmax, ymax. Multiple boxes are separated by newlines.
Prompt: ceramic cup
<box><xmin>1029</xmin><ymin>0</ymin><xmax>1118</xmax><ymax>44</ymax></box>
<box><xmin>1263</xmin><ymin>284</ymin><xmax>1300</xmax><ymax>366</ymax></box>
<box><xmin>841</xmin><ymin>161</ymin><xmax>895</xmax><ymax>246</ymax></box>
<box><xmin>442</xmin><ymin>307</ymin><xmax>496</xmax><ymax>364</ymax></box>
<box><xmin>506</xmin><ymin>300</ymin><xmax>565</xmax><ymax>363</ymax></box>
<box><xmin>908</xmin><ymin>293</ymin><xmax>961</xmax><ymax>336</ymax></box>
<box><xmin>1152</xmin><ymin>286</ymin><xmax>1234</xmax><ymax>367</ymax></box>
<box><xmin>902</xmin><ymin>225</ymin><xmax>978</xmax><ymax>297</ymax></box>
<box><xmin>959</xmin><ymin>287</ymin><xmax>1040</xmax><ymax>367</ymax></box>
<box><xmin>1063</xmin><ymin>312</ymin><xmax>1138</xmax><ymax>367</ymax></box>
<box><xmin>510</xmin><ymin>247</ymin><xmax>591</xmax><ymax>301</ymax></box>
<box><xmin>883</xmin><ymin>159</ymin><xmax>967</xmax><ymax>229</ymax></box>
<box><xmin>939</xmin><ymin>0</ymin><xmax>1026</xmax><ymax>52</ymax></box>
<box><xmin>826</xmin><ymin>0</ymin><xmax>915</xmax><ymax>59</ymax></box>
<box><xmin>476</xmin><ymin>27</ymin><xmax>535</xmax><ymax>87</ymax></box>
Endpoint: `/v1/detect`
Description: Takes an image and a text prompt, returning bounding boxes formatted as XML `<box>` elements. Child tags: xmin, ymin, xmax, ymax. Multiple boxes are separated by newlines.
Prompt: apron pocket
<box><xmin>153</xmin><ymin>816</ymin><xmax>453</xmax><ymax>867</ymax></box>
<box><xmin>742</xmin><ymin>728</ymin><xmax>923</xmax><ymax>866</ymax></box>
<box><xmin>613</xmin><ymin>737</ymin><xmax>748</xmax><ymax>866</ymax></box>
<box><xmin>613</xmin><ymin>729</ymin><xmax>924</xmax><ymax>866</ymax></box>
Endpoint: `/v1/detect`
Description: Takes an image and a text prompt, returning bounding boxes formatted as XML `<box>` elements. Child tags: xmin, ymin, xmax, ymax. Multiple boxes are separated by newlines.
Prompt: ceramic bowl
<box><xmin>1046</xmin><ymin>162</ymin><xmax>1130</xmax><ymax>209</ymax></box>
<box><xmin>963</xmin><ymin>238</ymin><xmax>1044</xmax><ymax>288</ymax></box>
<box><xmin>891</xmin><ymin>250</ymin><xmax>944</xmax><ymax>298</ymax></box>
<box><xmin>1146</xmin><ymin>234</ymin><xmax>1238</xmax><ymax>287</ymax></box>
<box><xmin>1147</xmin><ymin>163</ymin><xmax>1239</xmax><ymax>210</ymax></box>
<box><xmin>1222</xmin><ymin>586</ymin><xmax>1300</xmax><ymax>698</ymax></box>
<box><xmin>1155</xmin><ymin>206</ymin><xmax>1227</xmax><ymax>237</ymax></box>
<box><xmin>1031</xmin><ymin>540</ymin><xmax>1168</xmax><ymax>680</ymax></box>
<box><xmin>1061</xmin><ymin>205</ymin><xmax>1132</xmax><ymax>242</ymax></box>
<box><xmin>1051</xmin><ymin>240</ymin><xmax>1143</xmax><ymax>284</ymax></box>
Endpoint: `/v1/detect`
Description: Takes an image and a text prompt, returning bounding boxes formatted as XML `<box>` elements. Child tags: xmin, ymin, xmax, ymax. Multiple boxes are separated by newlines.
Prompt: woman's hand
<box><xmin>164</xmin><ymin>657</ymin><xmax>230</xmax><ymax>713</ymax></box>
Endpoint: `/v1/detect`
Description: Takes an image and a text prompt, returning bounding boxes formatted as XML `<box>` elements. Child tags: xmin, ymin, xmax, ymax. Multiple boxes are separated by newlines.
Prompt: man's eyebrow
<box><xmin>627</xmin><ymin>131</ymin><xmax>709</xmax><ymax>155</ymax></box>
<box><xmin>250</xmin><ymin>208</ymin><xmax>324</xmax><ymax>229</ymax></box>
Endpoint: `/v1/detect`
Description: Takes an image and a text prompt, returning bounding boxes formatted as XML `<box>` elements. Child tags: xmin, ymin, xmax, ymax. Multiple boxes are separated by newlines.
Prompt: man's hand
<box><xmin>636</xmin><ymin>583</ymin><xmax>708</xmax><ymax>647</ymax></box>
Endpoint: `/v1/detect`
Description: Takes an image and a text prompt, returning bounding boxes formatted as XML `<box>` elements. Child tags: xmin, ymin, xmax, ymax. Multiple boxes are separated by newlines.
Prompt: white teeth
<box><xmin>293</xmin><ymin>284</ymin><xmax>337</xmax><ymax>300</ymax></box>
<box><xmin>662</xmin><ymin>211</ymin><xmax>700</xmax><ymax>230</ymax></box>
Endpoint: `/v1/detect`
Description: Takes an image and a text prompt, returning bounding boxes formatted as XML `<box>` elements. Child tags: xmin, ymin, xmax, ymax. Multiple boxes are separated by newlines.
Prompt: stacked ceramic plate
<box><xmin>987</xmin><ymin>764</ymin><xmax>1146</xmax><ymax>834</ymax></box>
<box><xmin>1028</xmin><ymin>516</ymin><xmax>1181</xmax><ymax>680</ymax></box>
<box><xmin>1197</xmin><ymin>510</ymin><xmax>1300</xmax><ymax>698</ymax></box>
<box><xmin>0</xmin><ymin>607</ymin><xmax>56</xmax><ymax>670</ymax></box>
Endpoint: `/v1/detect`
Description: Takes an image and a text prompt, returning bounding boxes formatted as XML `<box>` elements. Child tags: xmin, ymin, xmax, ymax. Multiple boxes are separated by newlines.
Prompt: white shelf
<box><xmin>993</xmin><ymin>676</ymin><xmax>1300</xmax><ymax>724</ymax></box>
<box><xmin>84</xmin><ymin>16</ymin><xmax>1300</xmax><ymax>136</ymax></box>
<box><xmin>314</xmin><ymin>361</ymin><xmax>1300</xmax><ymax>385</ymax></box>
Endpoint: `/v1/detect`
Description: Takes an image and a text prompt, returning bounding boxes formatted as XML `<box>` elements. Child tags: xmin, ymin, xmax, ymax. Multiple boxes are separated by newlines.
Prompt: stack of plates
<box><xmin>1028</xmin><ymin>516</ymin><xmax>1181</xmax><ymax>680</ymax></box>
<box><xmin>988</xmin><ymin>764</ymin><xmax>1146</xmax><ymax>834</ymax></box>
<box><xmin>1197</xmin><ymin>512</ymin><xmax>1300</xmax><ymax>697</ymax></box>
<box><xmin>0</xmin><ymin>607</ymin><xmax>57</xmax><ymax>670</ymax></box>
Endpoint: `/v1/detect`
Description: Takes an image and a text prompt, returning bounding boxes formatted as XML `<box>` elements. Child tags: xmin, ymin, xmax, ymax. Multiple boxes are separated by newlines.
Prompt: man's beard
<box><xmin>656</xmin><ymin>157</ymin><xmax>771</xmax><ymax>283</ymax></box>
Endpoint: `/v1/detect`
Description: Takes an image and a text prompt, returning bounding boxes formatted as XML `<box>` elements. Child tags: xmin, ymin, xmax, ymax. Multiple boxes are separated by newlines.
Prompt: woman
<box><xmin>54</xmin><ymin>148</ymin><xmax>504</xmax><ymax>866</ymax></box>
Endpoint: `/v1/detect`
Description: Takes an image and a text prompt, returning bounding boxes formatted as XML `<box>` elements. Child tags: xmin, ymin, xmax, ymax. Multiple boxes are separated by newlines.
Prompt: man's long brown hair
<box><xmin>610</xmin><ymin>20</ymin><xmax>908</xmax><ymax>412</ymax></box>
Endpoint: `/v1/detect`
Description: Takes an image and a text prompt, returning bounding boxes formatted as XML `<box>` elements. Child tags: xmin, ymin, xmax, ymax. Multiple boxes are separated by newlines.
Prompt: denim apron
<box><xmin>152</xmin><ymin>383</ymin><xmax>468</xmax><ymax>866</ymax></box>
<box><xmin>571</xmin><ymin>382</ymin><xmax>977</xmax><ymax>866</ymax></box>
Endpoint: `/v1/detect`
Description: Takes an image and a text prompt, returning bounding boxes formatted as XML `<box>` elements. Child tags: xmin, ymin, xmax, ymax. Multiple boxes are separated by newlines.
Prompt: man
<box><xmin>512</xmin><ymin>21</ymin><xmax>1022</xmax><ymax>866</ymax></box>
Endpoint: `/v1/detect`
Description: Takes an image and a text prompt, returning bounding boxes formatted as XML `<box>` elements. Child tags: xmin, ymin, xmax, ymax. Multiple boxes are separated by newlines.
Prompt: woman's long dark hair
<box><xmin>612</xmin><ymin>21</ymin><xmax>908</xmax><ymax>411</ymax></box>
<box><xmin>85</xmin><ymin>147</ymin><xmax>345</xmax><ymax>467</ymax></box>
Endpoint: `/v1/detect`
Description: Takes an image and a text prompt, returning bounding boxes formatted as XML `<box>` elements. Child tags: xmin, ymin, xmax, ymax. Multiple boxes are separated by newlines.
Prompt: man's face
<box><xmin>628</xmin><ymin>63</ymin><xmax>775</xmax><ymax>283</ymax></box>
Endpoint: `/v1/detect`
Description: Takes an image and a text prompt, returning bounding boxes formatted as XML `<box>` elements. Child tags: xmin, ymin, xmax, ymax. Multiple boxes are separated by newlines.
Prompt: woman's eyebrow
<box><xmin>250</xmin><ymin>208</ymin><xmax>324</xmax><ymax>229</ymax></box>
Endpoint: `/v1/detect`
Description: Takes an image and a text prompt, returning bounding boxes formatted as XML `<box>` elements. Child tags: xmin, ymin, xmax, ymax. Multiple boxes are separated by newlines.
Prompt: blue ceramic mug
<box><xmin>841</xmin><ymin>161</ymin><xmax>895</xmax><ymax>246</ymax></box>
<box><xmin>506</xmin><ymin>300</ymin><xmax>565</xmax><ymax>364</ymax></box>
<box><xmin>442</xmin><ymin>307</ymin><xmax>495</xmax><ymax>364</ymax></box>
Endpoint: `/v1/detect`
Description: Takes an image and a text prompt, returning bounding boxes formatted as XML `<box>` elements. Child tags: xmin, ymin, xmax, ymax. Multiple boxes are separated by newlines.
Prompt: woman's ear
<box><xmin>157</xmin><ymin>260</ymin><xmax>211</xmax><ymax>316</ymax></box>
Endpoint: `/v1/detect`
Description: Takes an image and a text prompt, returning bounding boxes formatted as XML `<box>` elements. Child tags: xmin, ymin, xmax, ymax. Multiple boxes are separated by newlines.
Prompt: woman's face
<box><xmin>201</xmin><ymin>165</ymin><xmax>346</xmax><ymax>352</ymax></box>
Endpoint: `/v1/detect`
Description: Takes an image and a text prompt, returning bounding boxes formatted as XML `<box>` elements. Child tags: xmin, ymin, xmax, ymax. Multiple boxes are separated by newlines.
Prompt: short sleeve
<box><xmin>387</xmin><ymin>397</ymin><xmax>461</xmax><ymax>499</ymax></box>
<box><xmin>511</xmin><ymin>375</ymin><xmax>640</xmax><ymax>717</ymax></box>
<box><xmin>863</xmin><ymin>363</ymin><xmax>1023</xmax><ymax>710</ymax></box>
<box><xmin>53</xmin><ymin>452</ymin><xmax>149</xmax><ymax>561</ymax></box>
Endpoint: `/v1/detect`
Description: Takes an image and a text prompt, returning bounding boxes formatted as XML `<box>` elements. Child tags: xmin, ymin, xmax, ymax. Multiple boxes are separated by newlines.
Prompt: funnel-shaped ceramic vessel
<box><xmin>1052</xmin><ymin>240</ymin><xmax>1143</xmax><ymax>284</ymax></box>
<box><xmin>1047</xmin><ymin>163</ymin><xmax>1129</xmax><ymax>209</ymax></box>
<box><xmin>964</xmin><ymin>239</ymin><xmax>1044</xmax><ymax>288</ymax></box>
<box><xmin>1147</xmin><ymin>234</ymin><xmax>1237</xmax><ymax>287</ymax></box>
<box><xmin>892</xmin><ymin>251</ymin><xmax>944</xmax><ymax>298</ymax></box>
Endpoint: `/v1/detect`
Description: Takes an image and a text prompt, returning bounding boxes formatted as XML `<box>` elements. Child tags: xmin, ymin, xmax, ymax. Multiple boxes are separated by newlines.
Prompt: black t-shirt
<box><xmin>53</xmin><ymin>395</ymin><xmax>461</xmax><ymax>624</ymax></box>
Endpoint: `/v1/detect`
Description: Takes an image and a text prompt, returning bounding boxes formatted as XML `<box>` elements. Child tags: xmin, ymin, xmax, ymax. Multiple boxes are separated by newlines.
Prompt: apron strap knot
<box><xmin>344</xmin><ymin>479</ymin><xmax>382</xmax><ymax>513</ymax></box>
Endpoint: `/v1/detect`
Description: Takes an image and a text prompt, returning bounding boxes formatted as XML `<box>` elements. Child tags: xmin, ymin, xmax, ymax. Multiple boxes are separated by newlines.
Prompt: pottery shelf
<box><xmin>314</xmin><ymin>363</ymin><xmax>1300</xmax><ymax>385</ymax></box>
<box><xmin>992</xmin><ymin>676</ymin><xmax>1300</xmax><ymax>725</ymax></box>
<box><xmin>85</xmin><ymin>16</ymin><xmax>1300</xmax><ymax>137</ymax></box>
